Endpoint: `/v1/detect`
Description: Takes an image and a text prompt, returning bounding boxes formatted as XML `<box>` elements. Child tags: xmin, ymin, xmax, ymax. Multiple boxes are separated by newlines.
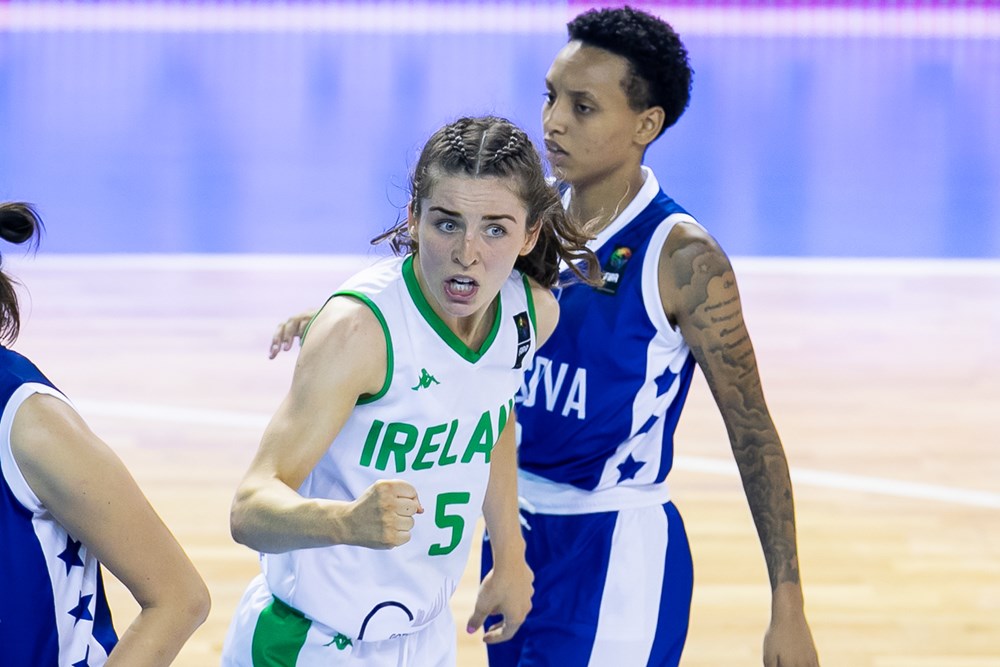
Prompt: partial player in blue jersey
<box><xmin>0</xmin><ymin>202</ymin><xmax>209</xmax><ymax>667</ymax></box>
<box><xmin>479</xmin><ymin>7</ymin><xmax>820</xmax><ymax>667</ymax></box>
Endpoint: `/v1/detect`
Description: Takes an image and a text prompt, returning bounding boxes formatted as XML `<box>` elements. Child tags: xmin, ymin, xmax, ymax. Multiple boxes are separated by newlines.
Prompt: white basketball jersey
<box><xmin>262</xmin><ymin>255</ymin><xmax>537</xmax><ymax>642</ymax></box>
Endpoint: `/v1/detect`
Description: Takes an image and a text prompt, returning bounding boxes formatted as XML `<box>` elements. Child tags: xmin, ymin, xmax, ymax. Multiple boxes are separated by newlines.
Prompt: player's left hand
<box><xmin>763</xmin><ymin>606</ymin><xmax>820</xmax><ymax>667</ymax></box>
<box><xmin>466</xmin><ymin>560</ymin><xmax>534</xmax><ymax>644</ymax></box>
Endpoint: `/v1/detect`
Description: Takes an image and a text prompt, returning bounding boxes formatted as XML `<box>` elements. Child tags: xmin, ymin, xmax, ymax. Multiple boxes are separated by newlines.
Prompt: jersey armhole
<box><xmin>642</xmin><ymin>213</ymin><xmax>701</xmax><ymax>336</ymax></box>
<box><xmin>326</xmin><ymin>290</ymin><xmax>394</xmax><ymax>405</ymax></box>
<box><xmin>0</xmin><ymin>384</ymin><xmax>73</xmax><ymax>513</ymax></box>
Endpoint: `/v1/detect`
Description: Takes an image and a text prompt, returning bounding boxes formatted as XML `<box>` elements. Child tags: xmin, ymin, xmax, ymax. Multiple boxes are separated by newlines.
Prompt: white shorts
<box><xmin>221</xmin><ymin>574</ymin><xmax>458</xmax><ymax>667</ymax></box>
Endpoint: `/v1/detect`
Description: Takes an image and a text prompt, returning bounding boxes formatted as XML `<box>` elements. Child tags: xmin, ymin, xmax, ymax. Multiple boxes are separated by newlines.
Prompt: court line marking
<box><xmin>1</xmin><ymin>2</ymin><xmax>999</xmax><ymax>38</ymax></box>
<box><xmin>75</xmin><ymin>398</ymin><xmax>1000</xmax><ymax>510</ymax></box>
<box><xmin>5</xmin><ymin>253</ymin><xmax>382</xmax><ymax>273</ymax></box>
<box><xmin>674</xmin><ymin>456</ymin><xmax>1000</xmax><ymax>510</ymax></box>
<box><xmin>9</xmin><ymin>254</ymin><xmax>1000</xmax><ymax>276</ymax></box>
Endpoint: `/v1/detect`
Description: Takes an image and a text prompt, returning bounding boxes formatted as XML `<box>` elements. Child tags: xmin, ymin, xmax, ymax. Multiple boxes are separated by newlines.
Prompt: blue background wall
<box><xmin>1</xmin><ymin>2</ymin><xmax>997</xmax><ymax>257</ymax></box>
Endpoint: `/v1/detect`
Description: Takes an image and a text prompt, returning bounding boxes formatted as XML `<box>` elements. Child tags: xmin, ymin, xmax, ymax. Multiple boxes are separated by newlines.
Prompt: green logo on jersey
<box><xmin>411</xmin><ymin>368</ymin><xmax>440</xmax><ymax>390</ymax></box>
<box><xmin>324</xmin><ymin>633</ymin><xmax>353</xmax><ymax>650</ymax></box>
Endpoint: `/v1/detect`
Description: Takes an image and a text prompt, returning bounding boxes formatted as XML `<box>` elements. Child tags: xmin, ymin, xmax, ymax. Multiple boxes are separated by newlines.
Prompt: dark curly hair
<box><xmin>568</xmin><ymin>6</ymin><xmax>692</xmax><ymax>139</ymax></box>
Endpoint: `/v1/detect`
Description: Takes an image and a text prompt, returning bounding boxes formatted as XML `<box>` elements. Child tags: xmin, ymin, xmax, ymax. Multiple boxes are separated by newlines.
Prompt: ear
<box><xmin>635</xmin><ymin>106</ymin><xmax>665</xmax><ymax>148</ymax></box>
<box><xmin>519</xmin><ymin>220</ymin><xmax>542</xmax><ymax>257</ymax></box>
<box><xmin>407</xmin><ymin>201</ymin><xmax>418</xmax><ymax>241</ymax></box>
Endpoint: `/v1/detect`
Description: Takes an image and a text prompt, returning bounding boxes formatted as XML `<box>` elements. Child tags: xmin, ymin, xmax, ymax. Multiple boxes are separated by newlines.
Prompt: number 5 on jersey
<box><xmin>428</xmin><ymin>492</ymin><xmax>471</xmax><ymax>556</ymax></box>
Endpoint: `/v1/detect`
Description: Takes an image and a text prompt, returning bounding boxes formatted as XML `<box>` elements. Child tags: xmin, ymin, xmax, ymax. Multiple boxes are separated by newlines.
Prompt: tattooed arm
<box><xmin>658</xmin><ymin>222</ymin><xmax>820</xmax><ymax>667</ymax></box>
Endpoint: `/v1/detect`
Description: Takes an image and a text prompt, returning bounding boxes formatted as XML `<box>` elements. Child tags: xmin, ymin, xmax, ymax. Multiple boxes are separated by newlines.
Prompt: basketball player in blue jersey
<box><xmin>268</xmin><ymin>9</ymin><xmax>820</xmax><ymax>666</ymax></box>
<box><xmin>481</xmin><ymin>8</ymin><xmax>820</xmax><ymax>667</ymax></box>
<box><xmin>223</xmin><ymin>117</ymin><xmax>600</xmax><ymax>666</ymax></box>
<box><xmin>0</xmin><ymin>202</ymin><xmax>210</xmax><ymax>666</ymax></box>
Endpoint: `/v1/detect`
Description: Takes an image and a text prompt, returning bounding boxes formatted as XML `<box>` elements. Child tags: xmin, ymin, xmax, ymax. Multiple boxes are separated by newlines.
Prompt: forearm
<box><xmin>482</xmin><ymin>424</ymin><xmax>526</xmax><ymax>569</ymax></box>
<box><xmin>105</xmin><ymin>594</ymin><xmax>207</xmax><ymax>667</ymax></box>
<box><xmin>231</xmin><ymin>478</ymin><xmax>350</xmax><ymax>553</ymax></box>
<box><xmin>730</xmin><ymin>423</ymin><xmax>802</xmax><ymax>591</ymax></box>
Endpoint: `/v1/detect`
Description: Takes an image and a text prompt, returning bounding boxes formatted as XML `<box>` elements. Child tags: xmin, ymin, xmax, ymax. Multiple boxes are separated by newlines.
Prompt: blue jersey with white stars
<box><xmin>516</xmin><ymin>168</ymin><xmax>700</xmax><ymax>512</ymax></box>
<box><xmin>0</xmin><ymin>347</ymin><xmax>118</xmax><ymax>666</ymax></box>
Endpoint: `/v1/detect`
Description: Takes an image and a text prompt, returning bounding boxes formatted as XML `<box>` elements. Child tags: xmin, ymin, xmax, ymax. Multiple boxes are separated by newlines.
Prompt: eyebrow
<box><xmin>545</xmin><ymin>80</ymin><xmax>598</xmax><ymax>103</ymax></box>
<box><xmin>428</xmin><ymin>206</ymin><xmax>519</xmax><ymax>224</ymax></box>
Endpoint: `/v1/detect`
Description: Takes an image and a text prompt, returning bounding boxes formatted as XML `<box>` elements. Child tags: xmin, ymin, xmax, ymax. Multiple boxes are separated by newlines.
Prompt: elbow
<box><xmin>187</xmin><ymin>578</ymin><xmax>211</xmax><ymax>629</ymax></box>
<box><xmin>230</xmin><ymin>506</ymin><xmax>249</xmax><ymax>548</ymax></box>
<box><xmin>229</xmin><ymin>487</ymin><xmax>256</xmax><ymax>548</ymax></box>
<box><xmin>152</xmin><ymin>569</ymin><xmax>210</xmax><ymax>636</ymax></box>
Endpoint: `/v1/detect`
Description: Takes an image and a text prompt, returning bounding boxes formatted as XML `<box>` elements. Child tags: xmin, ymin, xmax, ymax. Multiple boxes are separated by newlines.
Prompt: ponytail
<box><xmin>0</xmin><ymin>202</ymin><xmax>44</xmax><ymax>344</ymax></box>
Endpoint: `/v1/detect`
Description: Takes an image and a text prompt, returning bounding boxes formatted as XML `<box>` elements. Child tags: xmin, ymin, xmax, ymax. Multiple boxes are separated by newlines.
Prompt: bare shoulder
<box><xmin>294</xmin><ymin>293</ymin><xmax>388</xmax><ymax>398</ymax></box>
<box><xmin>302</xmin><ymin>294</ymin><xmax>384</xmax><ymax>348</ymax></box>
<box><xmin>660</xmin><ymin>221</ymin><xmax>732</xmax><ymax>286</ymax></box>
<box><xmin>526</xmin><ymin>277</ymin><xmax>559</xmax><ymax>347</ymax></box>
<box><xmin>10</xmin><ymin>392</ymin><xmax>134</xmax><ymax>519</ymax></box>
<box><xmin>11</xmin><ymin>393</ymin><xmax>93</xmax><ymax>465</ymax></box>
<box><xmin>658</xmin><ymin>221</ymin><xmax>736</xmax><ymax>324</ymax></box>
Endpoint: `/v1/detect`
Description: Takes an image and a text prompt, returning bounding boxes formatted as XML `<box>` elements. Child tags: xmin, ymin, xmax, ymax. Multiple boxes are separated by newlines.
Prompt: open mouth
<box><xmin>445</xmin><ymin>277</ymin><xmax>479</xmax><ymax>297</ymax></box>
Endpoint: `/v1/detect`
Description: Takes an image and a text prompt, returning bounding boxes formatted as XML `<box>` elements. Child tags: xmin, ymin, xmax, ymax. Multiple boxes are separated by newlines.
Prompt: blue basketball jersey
<box><xmin>0</xmin><ymin>347</ymin><xmax>117</xmax><ymax>666</ymax></box>
<box><xmin>516</xmin><ymin>168</ymin><xmax>699</xmax><ymax>509</ymax></box>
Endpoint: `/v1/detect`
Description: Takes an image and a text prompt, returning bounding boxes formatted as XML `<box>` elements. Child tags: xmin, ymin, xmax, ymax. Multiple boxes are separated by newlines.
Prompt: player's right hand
<box><xmin>269</xmin><ymin>309</ymin><xmax>319</xmax><ymax>359</ymax></box>
<box><xmin>345</xmin><ymin>480</ymin><xmax>424</xmax><ymax>549</ymax></box>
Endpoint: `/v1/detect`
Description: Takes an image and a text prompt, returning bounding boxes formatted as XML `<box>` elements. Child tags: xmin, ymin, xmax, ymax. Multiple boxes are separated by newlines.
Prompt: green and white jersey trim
<box><xmin>400</xmin><ymin>256</ymin><xmax>503</xmax><ymax>363</ymax></box>
<box><xmin>260</xmin><ymin>255</ymin><xmax>537</xmax><ymax>644</ymax></box>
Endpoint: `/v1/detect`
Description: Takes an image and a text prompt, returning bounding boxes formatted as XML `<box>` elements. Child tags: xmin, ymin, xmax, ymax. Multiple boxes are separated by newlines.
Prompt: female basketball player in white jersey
<box><xmin>0</xmin><ymin>202</ymin><xmax>210</xmax><ymax>666</ymax></box>
<box><xmin>222</xmin><ymin>116</ymin><xmax>599</xmax><ymax>666</ymax></box>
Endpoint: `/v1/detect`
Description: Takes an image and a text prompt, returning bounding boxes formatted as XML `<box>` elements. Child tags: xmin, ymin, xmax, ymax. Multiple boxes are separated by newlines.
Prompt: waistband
<box><xmin>517</xmin><ymin>470</ymin><xmax>671</xmax><ymax>514</ymax></box>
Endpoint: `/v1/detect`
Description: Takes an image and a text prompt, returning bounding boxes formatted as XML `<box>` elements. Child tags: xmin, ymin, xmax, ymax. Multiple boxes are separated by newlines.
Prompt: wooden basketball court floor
<box><xmin>8</xmin><ymin>254</ymin><xmax>999</xmax><ymax>666</ymax></box>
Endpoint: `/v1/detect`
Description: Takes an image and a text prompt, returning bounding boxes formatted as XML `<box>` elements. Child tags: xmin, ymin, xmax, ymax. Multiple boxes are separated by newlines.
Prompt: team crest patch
<box><xmin>596</xmin><ymin>245</ymin><xmax>632</xmax><ymax>295</ymax></box>
<box><xmin>512</xmin><ymin>311</ymin><xmax>532</xmax><ymax>369</ymax></box>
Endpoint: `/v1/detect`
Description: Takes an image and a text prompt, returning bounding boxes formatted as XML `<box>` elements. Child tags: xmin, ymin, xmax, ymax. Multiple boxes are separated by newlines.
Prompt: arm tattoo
<box><xmin>669</xmin><ymin>241</ymin><xmax>801</xmax><ymax>589</ymax></box>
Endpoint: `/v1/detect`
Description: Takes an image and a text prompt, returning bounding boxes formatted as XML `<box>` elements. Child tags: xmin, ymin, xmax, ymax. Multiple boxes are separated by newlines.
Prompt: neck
<box><xmin>567</xmin><ymin>165</ymin><xmax>646</xmax><ymax>237</ymax></box>
<box><xmin>450</xmin><ymin>300</ymin><xmax>496</xmax><ymax>349</ymax></box>
<box><xmin>412</xmin><ymin>255</ymin><xmax>495</xmax><ymax>349</ymax></box>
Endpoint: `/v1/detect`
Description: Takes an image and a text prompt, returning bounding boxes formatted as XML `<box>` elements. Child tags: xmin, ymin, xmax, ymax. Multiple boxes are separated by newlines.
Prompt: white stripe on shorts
<box><xmin>587</xmin><ymin>504</ymin><xmax>669</xmax><ymax>665</ymax></box>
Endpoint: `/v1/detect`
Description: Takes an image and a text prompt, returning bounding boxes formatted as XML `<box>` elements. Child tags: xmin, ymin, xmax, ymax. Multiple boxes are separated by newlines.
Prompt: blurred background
<box><xmin>3</xmin><ymin>2</ymin><xmax>999</xmax><ymax>665</ymax></box>
<box><xmin>1</xmin><ymin>0</ymin><xmax>998</xmax><ymax>258</ymax></box>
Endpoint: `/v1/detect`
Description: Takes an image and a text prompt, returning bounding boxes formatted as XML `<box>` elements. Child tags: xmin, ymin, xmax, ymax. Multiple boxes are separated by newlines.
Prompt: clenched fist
<box><xmin>344</xmin><ymin>479</ymin><xmax>424</xmax><ymax>549</ymax></box>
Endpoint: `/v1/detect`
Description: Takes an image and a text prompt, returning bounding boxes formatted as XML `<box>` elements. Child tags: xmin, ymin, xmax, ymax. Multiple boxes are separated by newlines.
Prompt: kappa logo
<box><xmin>411</xmin><ymin>368</ymin><xmax>440</xmax><ymax>390</ymax></box>
<box><xmin>324</xmin><ymin>633</ymin><xmax>353</xmax><ymax>650</ymax></box>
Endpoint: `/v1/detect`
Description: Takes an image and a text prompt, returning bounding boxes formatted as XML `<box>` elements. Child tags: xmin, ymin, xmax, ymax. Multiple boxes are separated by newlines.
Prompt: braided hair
<box><xmin>0</xmin><ymin>202</ymin><xmax>44</xmax><ymax>345</ymax></box>
<box><xmin>373</xmin><ymin>116</ymin><xmax>600</xmax><ymax>287</ymax></box>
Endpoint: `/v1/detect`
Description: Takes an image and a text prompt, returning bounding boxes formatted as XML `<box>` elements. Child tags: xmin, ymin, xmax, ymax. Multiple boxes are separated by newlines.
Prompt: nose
<box><xmin>542</xmin><ymin>96</ymin><xmax>566</xmax><ymax>135</ymax></box>
<box><xmin>453</xmin><ymin>231</ymin><xmax>480</xmax><ymax>268</ymax></box>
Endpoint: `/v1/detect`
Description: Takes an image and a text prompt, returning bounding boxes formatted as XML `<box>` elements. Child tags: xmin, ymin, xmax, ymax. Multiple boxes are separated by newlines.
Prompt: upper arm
<box><xmin>657</xmin><ymin>223</ymin><xmax>767</xmax><ymax>413</ymax></box>
<box><xmin>11</xmin><ymin>394</ymin><xmax>205</xmax><ymax>608</ymax></box>
<box><xmin>527</xmin><ymin>278</ymin><xmax>559</xmax><ymax>348</ymax></box>
<box><xmin>243</xmin><ymin>295</ymin><xmax>388</xmax><ymax>491</ymax></box>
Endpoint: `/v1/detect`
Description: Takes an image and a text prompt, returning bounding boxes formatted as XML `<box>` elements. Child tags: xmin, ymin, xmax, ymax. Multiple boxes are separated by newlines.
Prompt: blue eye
<box><xmin>436</xmin><ymin>220</ymin><xmax>458</xmax><ymax>233</ymax></box>
<box><xmin>486</xmin><ymin>225</ymin><xmax>507</xmax><ymax>238</ymax></box>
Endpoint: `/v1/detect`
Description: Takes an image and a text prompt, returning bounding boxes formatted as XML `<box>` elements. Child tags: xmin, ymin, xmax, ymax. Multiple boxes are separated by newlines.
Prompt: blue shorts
<box><xmin>481</xmin><ymin>501</ymin><xmax>693</xmax><ymax>667</ymax></box>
